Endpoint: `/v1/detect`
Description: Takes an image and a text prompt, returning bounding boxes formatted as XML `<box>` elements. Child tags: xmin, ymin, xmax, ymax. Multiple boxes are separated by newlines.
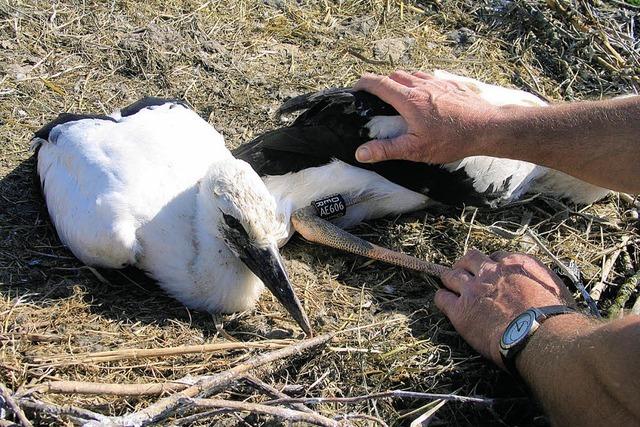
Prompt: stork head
<box><xmin>201</xmin><ymin>159</ymin><xmax>312</xmax><ymax>335</ymax></box>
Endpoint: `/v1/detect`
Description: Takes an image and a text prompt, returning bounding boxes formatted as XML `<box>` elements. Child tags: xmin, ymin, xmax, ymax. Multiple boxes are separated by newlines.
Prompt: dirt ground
<box><xmin>1</xmin><ymin>0</ymin><xmax>638</xmax><ymax>425</ymax></box>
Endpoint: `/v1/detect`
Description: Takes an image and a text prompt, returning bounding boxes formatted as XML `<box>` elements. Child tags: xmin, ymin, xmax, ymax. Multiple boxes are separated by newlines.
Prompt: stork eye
<box><xmin>222</xmin><ymin>213</ymin><xmax>244</xmax><ymax>232</ymax></box>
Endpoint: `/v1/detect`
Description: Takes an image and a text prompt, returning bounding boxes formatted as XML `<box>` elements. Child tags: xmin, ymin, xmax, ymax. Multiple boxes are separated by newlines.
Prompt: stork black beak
<box><xmin>240</xmin><ymin>244</ymin><xmax>313</xmax><ymax>336</ymax></box>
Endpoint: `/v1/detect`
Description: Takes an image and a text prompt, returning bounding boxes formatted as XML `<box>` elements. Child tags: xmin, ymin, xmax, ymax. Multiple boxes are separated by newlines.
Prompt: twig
<box><xmin>607</xmin><ymin>269</ymin><xmax>640</xmax><ymax>319</ymax></box>
<box><xmin>184</xmin><ymin>397</ymin><xmax>339</xmax><ymax>427</ymax></box>
<box><xmin>16</xmin><ymin>397</ymin><xmax>110</xmax><ymax>424</ymax></box>
<box><xmin>243</xmin><ymin>376</ymin><xmax>314</xmax><ymax>413</ymax></box>
<box><xmin>264</xmin><ymin>390</ymin><xmax>495</xmax><ymax>406</ymax></box>
<box><xmin>172</xmin><ymin>409</ymin><xmax>231</xmax><ymax>426</ymax></box>
<box><xmin>335</xmin><ymin>412</ymin><xmax>388</xmax><ymax>426</ymax></box>
<box><xmin>31</xmin><ymin>379</ymin><xmax>197</xmax><ymax>396</ymax></box>
<box><xmin>343</xmin><ymin>48</ymin><xmax>390</xmax><ymax>65</ymax></box>
<box><xmin>410</xmin><ymin>399</ymin><xmax>447</xmax><ymax>427</ymax></box>
<box><xmin>0</xmin><ymin>383</ymin><xmax>32</xmax><ymax>427</ymax></box>
<box><xmin>96</xmin><ymin>332</ymin><xmax>335</xmax><ymax>427</ymax></box>
<box><xmin>525</xmin><ymin>229</ymin><xmax>601</xmax><ymax>317</ymax></box>
<box><xmin>34</xmin><ymin>340</ymin><xmax>290</xmax><ymax>364</ymax></box>
<box><xmin>619</xmin><ymin>193</ymin><xmax>640</xmax><ymax>208</ymax></box>
<box><xmin>590</xmin><ymin>236</ymin><xmax>630</xmax><ymax>302</ymax></box>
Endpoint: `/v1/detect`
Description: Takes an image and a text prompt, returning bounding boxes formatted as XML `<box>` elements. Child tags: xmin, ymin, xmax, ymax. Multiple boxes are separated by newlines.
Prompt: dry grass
<box><xmin>0</xmin><ymin>0</ymin><xmax>638</xmax><ymax>425</ymax></box>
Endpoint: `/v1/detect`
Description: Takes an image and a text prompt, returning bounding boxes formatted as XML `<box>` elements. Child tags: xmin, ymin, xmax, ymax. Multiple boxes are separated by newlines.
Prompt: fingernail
<box><xmin>356</xmin><ymin>146</ymin><xmax>371</xmax><ymax>162</ymax></box>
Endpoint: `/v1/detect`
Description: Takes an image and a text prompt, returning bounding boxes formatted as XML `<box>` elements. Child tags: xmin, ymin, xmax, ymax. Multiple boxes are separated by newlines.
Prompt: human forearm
<box><xmin>355</xmin><ymin>72</ymin><xmax>640</xmax><ymax>194</ymax></box>
<box><xmin>486</xmin><ymin>97</ymin><xmax>640</xmax><ymax>194</ymax></box>
<box><xmin>517</xmin><ymin>314</ymin><xmax>640</xmax><ymax>426</ymax></box>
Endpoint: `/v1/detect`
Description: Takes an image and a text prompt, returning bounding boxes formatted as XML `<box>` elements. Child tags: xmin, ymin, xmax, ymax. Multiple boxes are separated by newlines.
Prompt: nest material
<box><xmin>0</xmin><ymin>0</ymin><xmax>638</xmax><ymax>425</ymax></box>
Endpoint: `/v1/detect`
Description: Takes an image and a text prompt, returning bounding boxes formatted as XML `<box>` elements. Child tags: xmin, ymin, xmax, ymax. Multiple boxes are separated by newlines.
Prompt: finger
<box><xmin>434</xmin><ymin>289</ymin><xmax>459</xmax><ymax>319</ymax></box>
<box><xmin>355</xmin><ymin>134</ymin><xmax>413</xmax><ymax>163</ymax></box>
<box><xmin>411</xmin><ymin>70</ymin><xmax>434</xmax><ymax>80</ymax></box>
<box><xmin>489</xmin><ymin>250</ymin><xmax>512</xmax><ymax>262</ymax></box>
<box><xmin>441</xmin><ymin>268</ymin><xmax>473</xmax><ymax>295</ymax></box>
<box><xmin>438</xmin><ymin>79</ymin><xmax>470</xmax><ymax>93</ymax></box>
<box><xmin>353</xmin><ymin>73</ymin><xmax>415</xmax><ymax>118</ymax></box>
<box><xmin>388</xmin><ymin>70</ymin><xmax>423</xmax><ymax>87</ymax></box>
<box><xmin>454</xmin><ymin>249</ymin><xmax>494</xmax><ymax>275</ymax></box>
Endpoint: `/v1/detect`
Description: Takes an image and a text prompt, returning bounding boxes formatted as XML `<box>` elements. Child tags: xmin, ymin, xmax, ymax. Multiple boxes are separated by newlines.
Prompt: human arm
<box><xmin>434</xmin><ymin>249</ymin><xmax>640</xmax><ymax>426</ymax></box>
<box><xmin>354</xmin><ymin>71</ymin><xmax>640</xmax><ymax>194</ymax></box>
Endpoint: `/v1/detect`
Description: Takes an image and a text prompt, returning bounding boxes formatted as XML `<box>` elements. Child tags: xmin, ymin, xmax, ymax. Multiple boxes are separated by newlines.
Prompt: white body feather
<box><xmin>35</xmin><ymin>103</ymin><xmax>280</xmax><ymax>313</ymax></box>
<box><xmin>264</xmin><ymin>160</ymin><xmax>429</xmax><ymax>246</ymax></box>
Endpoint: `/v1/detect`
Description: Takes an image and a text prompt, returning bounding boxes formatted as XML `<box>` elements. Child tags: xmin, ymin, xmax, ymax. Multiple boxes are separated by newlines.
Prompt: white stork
<box><xmin>32</xmin><ymin>98</ymin><xmax>312</xmax><ymax>335</ymax></box>
<box><xmin>234</xmin><ymin>70</ymin><xmax>611</xmax><ymax>250</ymax></box>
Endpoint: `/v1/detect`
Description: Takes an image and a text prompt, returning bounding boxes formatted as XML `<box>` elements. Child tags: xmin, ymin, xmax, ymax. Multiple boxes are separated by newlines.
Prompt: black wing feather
<box><xmin>237</xmin><ymin>89</ymin><xmax>511</xmax><ymax>207</ymax></box>
<box><xmin>33</xmin><ymin>113</ymin><xmax>116</xmax><ymax>141</ymax></box>
<box><xmin>119</xmin><ymin>97</ymin><xmax>190</xmax><ymax>117</ymax></box>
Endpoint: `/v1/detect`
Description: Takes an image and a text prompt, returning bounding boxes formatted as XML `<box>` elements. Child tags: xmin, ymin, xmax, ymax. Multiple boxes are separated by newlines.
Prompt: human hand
<box><xmin>353</xmin><ymin>70</ymin><xmax>501</xmax><ymax>164</ymax></box>
<box><xmin>434</xmin><ymin>249</ymin><xmax>575</xmax><ymax>369</ymax></box>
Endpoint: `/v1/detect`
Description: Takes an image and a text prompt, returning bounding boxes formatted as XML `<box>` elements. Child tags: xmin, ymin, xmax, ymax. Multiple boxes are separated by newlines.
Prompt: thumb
<box><xmin>355</xmin><ymin>135</ymin><xmax>412</xmax><ymax>163</ymax></box>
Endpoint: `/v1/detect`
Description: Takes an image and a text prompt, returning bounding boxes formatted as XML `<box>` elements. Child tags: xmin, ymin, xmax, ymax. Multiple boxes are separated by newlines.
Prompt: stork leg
<box><xmin>291</xmin><ymin>194</ymin><xmax>450</xmax><ymax>278</ymax></box>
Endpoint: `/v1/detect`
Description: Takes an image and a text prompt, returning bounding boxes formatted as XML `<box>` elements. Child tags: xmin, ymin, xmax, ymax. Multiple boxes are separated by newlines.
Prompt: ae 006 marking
<box><xmin>312</xmin><ymin>194</ymin><xmax>346</xmax><ymax>220</ymax></box>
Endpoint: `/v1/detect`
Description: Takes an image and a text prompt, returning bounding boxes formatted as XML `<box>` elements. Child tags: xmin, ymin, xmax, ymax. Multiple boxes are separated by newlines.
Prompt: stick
<box><xmin>410</xmin><ymin>399</ymin><xmax>447</xmax><ymax>427</ymax></box>
<box><xmin>619</xmin><ymin>193</ymin><xmax>640</xmax><ymax>208</ymax></box>
<box><xmin>607</xmin><ymin>269</ymin><xmax>640</xmax><ymax>319</ymax></box>
<box><xmin>185</xmin><ymin>397</ymin><xmax>339</xmax><ymax>427</ymax></box>
<box><xmin>33</xmin><ymin>379</ymin><xmax>197</xmax><ymax>396</ymax></box>
<box><xmin>336</xmin><ymin>413</ymin><xmax>388</xmax><ymax>426</ymax></box>
<box><xmin>34</xmin><ymin>340</ymin><xmax>290</xmax><ymax>364</ymax></box>
<box><xmin>590</xmin><ymin>236</ymin><xmax>630</xmax><ymax>302</ymax></box>
<box><xmin>264</xmin><ymin>390</ymin><xmax>495</xmax><ymax>406</ymax></box>
<box><xmin>16</xmin><ymin>397</ymin><xmax>110</xmax><ymax>424</ymax></box>
<box><xmin>0</xmin><ymin>383</ymin><xmax>32</xmax><ymax>427</ymax></box>
<box><xmin>244</xmin><ymin>376</ymin><xmax>314</xmax><ymax>413</ymax></box>
<box><xmin>97</xmin><ymin>332</ymin><xmax>335</xmax><ymax>427</ymax></box>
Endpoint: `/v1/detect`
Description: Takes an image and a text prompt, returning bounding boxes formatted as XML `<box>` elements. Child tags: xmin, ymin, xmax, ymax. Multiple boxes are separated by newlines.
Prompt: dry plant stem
<box><xmin>607</xmin><ymin>269</ymin><xmax>640</xmax><ymax>318</ymax></box>
<box><xmin>619</xmin><ymin>193</ymin><xmax>640</xmax><ymax>208</ymax></box>
<box><xmin>410</xmin><ymin>399</ymin><xmax>447</xmax><ymax>427</ymax></box>
<box><xmin>525</xmin><ymin>229</ymin><xmax>600</xmax><ymax>316</ymax></box>
<box><xmin>35</xmin><ymin>340</ymin><xmax>289</xmax><ymax>364</ymax></box>
<box><xmin>35</xmin><ymin>375</ymin><xmax>314</xmax><ymax>399</ymax></box>
<box><xmin>264</xmin><ymin>390</ymin><xmax>495</xmax><ymax>406</ymax></box>
<box><xmin>35</xmin><ymin>380</ymin><xmax>191</xmax><ymax>396</ymax></box>
<box><xmin>243</xmin><ymin>375</ymin><xmax>314</xmax><ymax>413</ymax></box>
<box><xmin>16</xmin><ymin>397</ymin><xmax>110</xmax><ymax>424</ymax></box>
<box><xmin>336</xmin><ymin>413</ymin><xmax>388</xmax><ymax>426</ymax></box>
<box><xmin>590</xmin><ymin>235</ymin><xmax>630</xmax><ymax>301</ymax></box>
<box><xmin>184</xmin><ymin>397</ymin><xmax>340</xmax><ymax>427</ymax></box>
<box><xmin>97</xmin><ymin>332</ymin><xmax>336</xmax><ymax>427</ymax></box>
<box><xmin>292</xmin><ymin>197</ymin><xmax>450</xmax><ymax>278</ymax></box>
<box><xmin>0</xmin><ymin>383</ymin><xmax>33</xmax><ymax>427</ymax></box>
<box><xmin>30</xmin><ymin>325</ymin><xmax>397</xmax><ymax>399</ymax></box>
<box><xmin>172</xmin><ymin>409</ymin><xmax>231</xmax><ymax>426</ymax></box>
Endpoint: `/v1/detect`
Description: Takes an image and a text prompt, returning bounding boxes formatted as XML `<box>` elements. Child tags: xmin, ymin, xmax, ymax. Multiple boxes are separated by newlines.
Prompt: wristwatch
<box><xmin>499</xmin><ymin>305</ymin><xmax>578</xmax><ymax>377</ymax></box>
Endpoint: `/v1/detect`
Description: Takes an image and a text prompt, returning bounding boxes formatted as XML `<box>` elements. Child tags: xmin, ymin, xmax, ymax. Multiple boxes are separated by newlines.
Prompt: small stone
<box><xmin>372</xmin><ymin>37</ymin><xmax>415</xmax><ymax>63</ymax></box>
<box><xmin>446</xmin><ymin>27</ymin><xmax>477</xmax><ymax>45</ymax></box>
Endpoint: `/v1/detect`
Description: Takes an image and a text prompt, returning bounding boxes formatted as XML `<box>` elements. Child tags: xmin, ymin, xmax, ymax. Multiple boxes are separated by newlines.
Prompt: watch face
<box><xmin>502</xmin><ymin>311</ymin><xmax>536</xmax><ymax>348</ymax></box>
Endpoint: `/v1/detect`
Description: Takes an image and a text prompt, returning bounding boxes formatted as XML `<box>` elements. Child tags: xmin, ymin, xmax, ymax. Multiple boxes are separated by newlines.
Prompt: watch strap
<box><xmin>501</xmin><ymin>305</ymin><xmax>578</xmax><ymax>378</ymax></box>
<box><xmin>536</xmin><ymin>305</ymin><xmax>577</xmax><ymax>319</ymax></box>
